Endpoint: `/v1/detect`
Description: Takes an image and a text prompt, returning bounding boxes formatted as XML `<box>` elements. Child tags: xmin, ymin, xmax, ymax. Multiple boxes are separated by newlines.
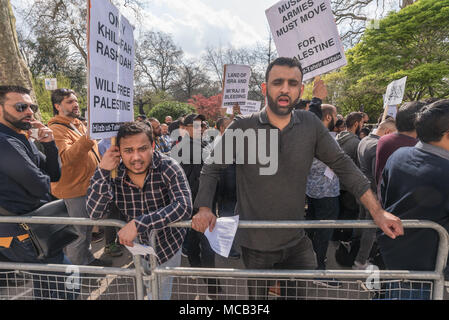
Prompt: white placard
<box><xmin>44</xmin><ymin>78</ymin><xmax>57</xmax><ymax>91</ymax></box>
<box><xmin>240</xmin><ymin>100</ymin><xmax>262</xmax><ymax>115</ymax></box>
<box><xmin>384</xmin><ymin>77</ymin><xmax>407</xmax><ymax>107</ymax></box>
<box><xmin>386</xmin><ymin>105</ymin><xmax>398</xmax><ymax>119</ymax></box>
<box><xmin>88</xmin><ymin>0</ymin><xmax>135</xmax><ymax>139</ymax></box>
<box><xmin>266</xmin><ymin>0</ymin><xmax>347</xmax><ymax>82</ymax></box>
<box><xmin>222</xmin><ymin>64</ymin><xmax>251</xmax><ymax>111</ymax></box>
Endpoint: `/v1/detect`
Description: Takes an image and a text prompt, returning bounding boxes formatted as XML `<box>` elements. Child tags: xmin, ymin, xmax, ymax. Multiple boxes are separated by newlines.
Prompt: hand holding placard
<box><xmin>99</xmin><ymin>143</ymin><xmax>121</xmax><ymax>172</ymax></box>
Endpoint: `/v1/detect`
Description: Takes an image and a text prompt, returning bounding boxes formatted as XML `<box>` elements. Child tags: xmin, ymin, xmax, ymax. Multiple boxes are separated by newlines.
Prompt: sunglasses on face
<box><xmin>11</xmin><ymin>102</ymin><xmax>39</xmax><ymax>113</ymax></box>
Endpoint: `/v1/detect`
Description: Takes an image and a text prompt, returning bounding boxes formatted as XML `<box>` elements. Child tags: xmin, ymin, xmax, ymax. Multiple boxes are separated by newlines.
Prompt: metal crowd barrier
<box><xmin>0</xmin><ymin>217</ymin><xmax>447</xmax><ymax>300</ymax></box>
<box><xmin>0</xmin><ymin>216</ymin><xmax>146</xmax><ymax>300</ymax></box>
<box><xmin>150</xmin><ymin>220</ymin><xmax>449</xmax><ymax>300</ymax></box>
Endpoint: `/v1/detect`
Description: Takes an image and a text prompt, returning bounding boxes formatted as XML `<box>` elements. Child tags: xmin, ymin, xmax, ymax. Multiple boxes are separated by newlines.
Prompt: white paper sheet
<box><xmin>204</xmin><ymin>215</ymin><xmax>239</xmax><ymax>258</ymax></box>
<box><xmin>125</xmin><ymin>242</ymin><xmax>157</xmax><ymax>257</ymax></box>
<box><xmin>324</xmin><ymin>166</ymin><xmax>335</xmax><ymax>180</ymax></box>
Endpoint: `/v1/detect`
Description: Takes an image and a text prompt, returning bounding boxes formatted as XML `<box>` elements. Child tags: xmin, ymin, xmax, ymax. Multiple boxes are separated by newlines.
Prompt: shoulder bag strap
<box><xmin>49</xmin><ymin>122</ymin><xmax>101</xmax><ymax>163</ymax></box>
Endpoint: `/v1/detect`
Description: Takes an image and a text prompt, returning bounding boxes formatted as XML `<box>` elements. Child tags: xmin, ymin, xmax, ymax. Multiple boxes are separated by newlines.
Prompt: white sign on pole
<box><xmin>386</xmin><ymin>105</ymin><xmax>398</xmax><ymax>119</ymax></box>
<box><xmin>240</xmin><ymin>100</ymin><xmax>261</xmax><ymax>115</ymax></box>
<box><xmin>384</xmin><ymin>76</ymin><xmax>407</xmax><ymax>107</ymax></box>
<box><xmin>265</xmin><ymin>0</ymin><xmax>347</xmax><ymax>82</ymax></box>
<box><xmin>222</xmin><ymin>64</ymin><xmax>251</xmax><ymax>113</ymax></box>
<box><xmin>88</xmin><ymin>0</ymin><xmax>135</xmax><ymax>139</ymax></box>
<box><xmin>44</xmin><ymin>78</ymin><xmax>57</xmax><ymax>91</ymax></box>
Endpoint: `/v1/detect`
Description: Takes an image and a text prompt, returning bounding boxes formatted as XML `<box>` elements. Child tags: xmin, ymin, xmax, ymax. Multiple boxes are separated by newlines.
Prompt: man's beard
<box><xmin>355</xmin><ymin>125</ymin><xmax>361</xmax><ymax>136</ymax></box>
<box><xmin>267</xmin><ymin>93</ymin><xmax>298</xmax><ymax>116</ymax></box>
<box><xmin>3</xmin><ymin>108</ymin><xmax>32</xmax><ymax>130</ymax></box>
<box><xmin>65</xmin><ymin>111</ymin><xmax>80</xmax><ymax>119</ymax></box>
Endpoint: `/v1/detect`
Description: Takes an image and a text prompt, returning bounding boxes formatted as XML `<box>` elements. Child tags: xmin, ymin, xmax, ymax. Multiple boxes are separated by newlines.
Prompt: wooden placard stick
<box><xmin>111</xmin><ymin>136</ymin><xmax>117</xmax><ymax>178</ymax></box>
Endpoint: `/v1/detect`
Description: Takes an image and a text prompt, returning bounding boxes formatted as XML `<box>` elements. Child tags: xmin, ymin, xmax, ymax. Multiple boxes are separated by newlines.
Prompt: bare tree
<box><xmin>203</xmin><ymin>43</ymin><xmax>273</xmax><ymax>103</ymax></box>
<box><xmin>22</xmin><ymin>0</ymin><xmax>144</xmax><ymax>67</ymax></box>
<box><xmin>25</xmin><ymin>0</ymin><xmax>88</xmax><ymax>65</ymax></box>
<box><xmin>135</xmin><ymin>31</ymin><xmax>183</xmax><ymax>92</ymax></box>
<box><xmin>171</xmin><ymin>60</ymin><xmax>210</xmax><ymax>102</ymax></box>
<box><xmin>330</xmin><ymin>0</ymin><xmax>416</xmax><ymax>46</ymax></box>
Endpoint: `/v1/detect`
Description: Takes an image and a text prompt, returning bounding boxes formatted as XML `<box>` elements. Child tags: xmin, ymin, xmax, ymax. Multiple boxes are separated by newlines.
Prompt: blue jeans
<box><xmin>0</xmin><ymin>238</ymin><xmax>79</xmax><ymax>300</ymax></box>
<box><xmin>380</xmin><ymin>281</ymin><xmax>432</xmax><ymax>300</ymax></box>
<box><xmin>306</xmin><ymin>196</ymin><xmax>340</xmax><ymax>269</ymax></box>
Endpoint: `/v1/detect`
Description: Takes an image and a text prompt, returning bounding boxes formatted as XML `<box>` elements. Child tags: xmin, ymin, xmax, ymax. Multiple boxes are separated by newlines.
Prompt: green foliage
<box><xmin>148</xmin><ymin>101</ymin><xmax>196</xmax><ymax>123</ymax></box>
<box><xmin>327</xmin><ymin>0</ymin><xmax>449</xmax><ymax>119</ymax></box>
<box><xmin>133</xmin><ymin>90</ymin><xmax>173</xmax><ymax>118</ymax></box>
<box><xmin>339</xmin><ymin>0</ymin><xmax>449</xmax><ymax>118</ymax></box>
<box><xmin>32</xmin><ymin>74</ymin><xmax>87</xmax><ymax>124</ymax></box>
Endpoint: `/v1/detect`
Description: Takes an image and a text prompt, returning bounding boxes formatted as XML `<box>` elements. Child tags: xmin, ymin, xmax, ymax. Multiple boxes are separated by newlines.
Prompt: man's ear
<box><xmin>54</xmin><ymin>103</ymin><xmax>61</xmax><ymax>114</ymax></box>
<box><xmin>300</xmin><ymin>84</ymin><xmax>305</xmax><ymax>99</ymax></box>
<box><xmin>261</xmin><ymin>82</ymin><xmax>267</xmax><ymax>97</ymax></box>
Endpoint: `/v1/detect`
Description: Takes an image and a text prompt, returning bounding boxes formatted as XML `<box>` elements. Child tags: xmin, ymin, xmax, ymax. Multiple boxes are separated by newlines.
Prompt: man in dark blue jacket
<box><xmin>379</xmin><ymin>99</ymin><xmax>449</xmax><ymax>299</ymax></box>
<box><xmin>0</xmin><ymin>85</ymin><xmax>75</xmax><ymax>299</ymax></box>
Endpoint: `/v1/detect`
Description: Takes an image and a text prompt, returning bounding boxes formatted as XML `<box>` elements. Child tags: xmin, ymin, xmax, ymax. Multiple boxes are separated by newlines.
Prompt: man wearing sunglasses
<box><xmin>0</xmin><ymin>86</ymin><xmax>75</xmax><ymax>298</ymax></box>
<box><xmin>47</xmin><ymin>88</ymin><xmax>105</xmax><ymax>267</ymax></box>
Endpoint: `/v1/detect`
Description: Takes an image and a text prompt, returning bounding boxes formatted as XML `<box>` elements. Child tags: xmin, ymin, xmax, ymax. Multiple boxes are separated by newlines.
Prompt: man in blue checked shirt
<box><xmin>86</xmin><ymin>121</ymin><xmax>192</xmax><ymax>300</ymax></box>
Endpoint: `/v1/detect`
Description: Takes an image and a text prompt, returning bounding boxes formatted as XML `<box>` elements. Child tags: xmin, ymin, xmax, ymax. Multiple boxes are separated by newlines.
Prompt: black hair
<box><xmin>335</xmin><ymin>119</ymin><xmax>344</xmax><ymax>128</ymax></box>
<box><xmin>396</xmin><ymin>101</ymin><xmax>426</xmax><ymax>132</ymax></box>
<box><xmin>416</xmin><ymin>99</ymin><xmax>449</xmax><ymax>143</ymax></box>
<box><xmin>51</xmin><ymin>88</ymin><xmax>76</xmax><ymax>115</ymax></box>
<box><xmin>216</xmin><ymin>117</ymin><xmax>230</xmax><ymax>131</ymax></box>
<box><xmin>295</xmin><ymin>99</ymin><xmax>311</xmax><ymax>110</ymax></box>
<box><xmin>360</xmin><ymin>127</ymin><xmax>371</xmax><ymax>137</ymax></box>
<box><xmin>116</xmin><ymin>121</ymin><xmax>153</xmax><ymax>147</ymax></box>
<box><xmin>345</xmin><ymin>112</ymin><xmax>364</xmax><ymax>129</ymax></box>
<box><xmin>0</xmin><ymin>85</ymin><xmax>30</xmax><ymax>105</ymax></box>
<box><xmin>265</xmin><ymin>57</ymin><xmax>303</xmax><ymax>83</ymax></box>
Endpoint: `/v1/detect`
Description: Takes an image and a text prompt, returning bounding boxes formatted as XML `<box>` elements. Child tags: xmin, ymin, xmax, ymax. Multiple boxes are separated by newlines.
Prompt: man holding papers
<box><xmin>192</xmin><ymin>57</ymin><xmax>403</xmax><ymax>299</ymax></box>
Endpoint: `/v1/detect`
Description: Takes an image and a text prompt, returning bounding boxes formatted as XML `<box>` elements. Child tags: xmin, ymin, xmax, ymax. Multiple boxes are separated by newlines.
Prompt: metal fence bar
<box><xmin>154</xmin><ymin>267</ymin><xmax>440</xmax><ymax>281</ymax></box>
<box><xmin>0</xmin><ymin>261</ymin><xmax>136</xmax><ymax>276</ymax></box>
<box><xmin>0</xmin><ymin>217</ymin><xmax>146</xmax><ymax>300</ymax></box>
<box><xmin>153</xmin><ymin>219</ymin><xmax>448</xmax><ymax>300</ymax></box>
<box><xmin>1</xmin><ymin>218</ymin><xmax>447</xmax><ymax>300</ymax></box>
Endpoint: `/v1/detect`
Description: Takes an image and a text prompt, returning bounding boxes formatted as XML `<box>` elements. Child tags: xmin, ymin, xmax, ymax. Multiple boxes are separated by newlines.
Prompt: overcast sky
<box><xmin>124</xmin><ymin>0</ymin><xmax>279</xmax><ymax>57</ymax></box>
<box><xmin>11</xmin><ymin>0</ymin><xmax>284</xmax><ymax>58</ymax></box>
<box><xmin>11</xmin><ymin>0</ymin><xmax>393</xmax><ymax>58</ymax></box>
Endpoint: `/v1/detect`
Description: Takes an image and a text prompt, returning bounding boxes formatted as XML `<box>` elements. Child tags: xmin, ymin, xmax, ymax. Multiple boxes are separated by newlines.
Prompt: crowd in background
<box><xmin>0</xmin><ymin>58</ymin><xmax>448</xmax><ymax>300</ymax></box>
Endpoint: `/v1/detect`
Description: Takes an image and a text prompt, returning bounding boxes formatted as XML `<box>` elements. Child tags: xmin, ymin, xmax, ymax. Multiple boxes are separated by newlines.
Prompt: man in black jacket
<box><xmin>0</xmin><ymin>85</ymin><xmax>77</xmax><ymax>299</ymax></box>
<box><xmin>173</xmin><ymin>113</ymin><xmax>220</xmax><ymax>298</ymax></box>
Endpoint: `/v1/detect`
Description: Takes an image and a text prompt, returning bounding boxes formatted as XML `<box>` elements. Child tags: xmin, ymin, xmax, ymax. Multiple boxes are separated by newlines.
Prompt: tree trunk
<box><xmin>401</xmin><ymin>0</ymin><xmax>415</xmax><ymax>9</ymax></box>
<box><xmin>0</xmin><ymin>0</ymin><xmax>39</xmax><ymax>118</ymax></box>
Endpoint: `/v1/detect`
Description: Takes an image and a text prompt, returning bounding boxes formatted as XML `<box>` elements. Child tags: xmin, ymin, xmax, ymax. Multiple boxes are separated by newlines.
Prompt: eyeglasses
<box><xmin>10</xmin><ymin>102</ymin><xmax>39</xmax><ymax>113</ymax></box>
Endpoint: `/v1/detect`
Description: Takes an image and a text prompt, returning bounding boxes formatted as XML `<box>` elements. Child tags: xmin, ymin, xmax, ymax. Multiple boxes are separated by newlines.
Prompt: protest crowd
<box><xmin>0</xmin><ymin>0</ymin><xmax>449</xmax><ymax>302</ymax></box>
